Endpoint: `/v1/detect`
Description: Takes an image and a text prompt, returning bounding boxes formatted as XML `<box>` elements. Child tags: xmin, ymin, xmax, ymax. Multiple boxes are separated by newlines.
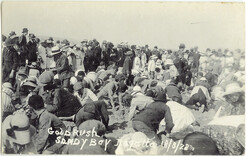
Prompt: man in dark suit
<box><xmin>18</xmin><ymin>28</ymin><xmax>29</xmax><ymax>66</ymax></box>
<box><xmin>26</xmin><ymin>33</ymin><xmax>38</xmax><ymax>63</ymax></box>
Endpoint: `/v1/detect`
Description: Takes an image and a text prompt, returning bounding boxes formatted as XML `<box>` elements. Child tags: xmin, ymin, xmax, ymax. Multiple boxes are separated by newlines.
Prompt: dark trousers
<box><xmin>132</xmin><ymin>120</ymin><xmax>161</xmax><ymax>145</ymax></box>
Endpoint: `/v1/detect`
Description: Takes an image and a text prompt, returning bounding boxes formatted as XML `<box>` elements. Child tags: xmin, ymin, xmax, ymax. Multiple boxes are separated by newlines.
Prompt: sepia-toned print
<box><xmin>1</xmin><ymin>1</ymin><xmax>245</xmax><ymax>155</ymax></box>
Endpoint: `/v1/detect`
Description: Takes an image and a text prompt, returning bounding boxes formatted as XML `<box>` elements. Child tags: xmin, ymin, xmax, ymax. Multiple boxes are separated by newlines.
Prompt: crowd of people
<box><xmin>2</xmin><ymin>28</ymin><xmax>245</xmax><ymax>155</ymax></box>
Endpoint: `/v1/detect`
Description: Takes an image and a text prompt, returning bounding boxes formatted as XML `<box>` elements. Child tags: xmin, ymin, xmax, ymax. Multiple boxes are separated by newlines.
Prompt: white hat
<box><xmin>131</xmin><ymin>86</ymin><xmax>142</xmax><ymax>96</ymax></box>
<box><xmin>165</xmin><ymin>59</ymin><xmax>174</xmax><ymax>65</ymax></box>
<box><xmin>150</xmin><ymin>55</ymin><xmax>158</xmax><ymax>60</ymax></box>
<box><xmin>222</xmin><ymin>82</ymin><xmax>244</xmax><ymax>97</ymax></box>
<box><xmin>2</xmin><ymin>111</ymin><xmax>31</xmax><ymax>145</ymax></box>
<box><xmin>50</xmin><ymin>46</ymin><xmax>62</xmax><ymax>56</ymax></box>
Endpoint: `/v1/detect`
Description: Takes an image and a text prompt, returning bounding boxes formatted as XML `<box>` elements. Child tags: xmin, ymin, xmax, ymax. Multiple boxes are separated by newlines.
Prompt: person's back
<box><xmin>36</xmin><ymin>109</ymin><xmax>67</xmax><ymax>153</ymax></box>
<box><xmin>165</xmin><ymin>83</ymin><xmax>182</xmax><ymax>103</ymax></box>
<box><xmin>46</xmin><ymin>88</ymin><xmax>81</xmax><ymax>117</ymax></box>
<box><xmin>133</xmin><ymin>101</ymin><xmax>172</xmax><ymax>132</ymax></box>
<box><xmin>75</xmin><ymin>100</ymin><xmax>109</xmax><ymax>128</ymax></box>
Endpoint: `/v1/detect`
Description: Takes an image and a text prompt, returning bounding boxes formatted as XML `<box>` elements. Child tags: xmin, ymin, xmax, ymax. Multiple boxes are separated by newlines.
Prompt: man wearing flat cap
<box><xmin>18</xmin><ymin>28</ymin><xmax>29</xmax><ymax>66</ymax></box>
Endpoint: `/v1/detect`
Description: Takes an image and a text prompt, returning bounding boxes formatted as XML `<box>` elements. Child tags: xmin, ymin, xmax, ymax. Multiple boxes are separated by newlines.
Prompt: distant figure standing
<box><xmin>18</xmin><ymin>28</ymin><xmax>29</xmax><ymax>66</ymax></box>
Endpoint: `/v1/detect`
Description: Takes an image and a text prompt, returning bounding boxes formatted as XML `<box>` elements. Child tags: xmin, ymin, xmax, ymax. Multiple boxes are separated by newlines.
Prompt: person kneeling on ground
<box><xmin>59</xmin><ymin>96</ymin><xmax>110</xmax><ymax>130</ymax></box>
<box><xmin>131</xmin><ymin>91</ymin><xmax>174</xmax><ymax>145</ymax></box>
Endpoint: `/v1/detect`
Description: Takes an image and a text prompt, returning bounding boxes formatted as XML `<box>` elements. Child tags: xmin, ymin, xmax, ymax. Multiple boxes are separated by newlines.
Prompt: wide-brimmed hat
<box><xmin>131</xmin><ymin>86</ymin><xmax>142</xmax><ymax>96</ymax></box>
<box><xmin>150</xmin><ymin>55</ymin><xmax>158</xmax><ymax>60</ymax></box>
<box><xmin>222</xmin><ymin>82</ymin><xmax>244</xmax><ymax>97</ymax></box>
<box><xmin>38</xmin><ymin>71</ymin><xmax>54</xmax><ymax>86</ymax></box>
<box><xmin>165</xmin><ymin>59</ymin><xmax>174</xmax><ymax>65</ymax></box>
<box><xmin>125</xmin><ymin>51</ymin><xmax>133</xmax><ymax>56</ymax></box>
<box><xmin>153</xmin><ymin>91</ymin><xmax>167</xmax><ymax>102</ymax></box>
<box><xmin>23</xmin><ymin>77</ymin><xmax>38</xmax><ymax>88</ymax></box>
<box><xmin>17</xmin><ymin>68</ymin><xmax>28</xmax><ymax>77</ymax></box>
<box><xmin>2</xmin><ymin>111</ymin><xmax>31</xmax><ymax>145</ymax></box>
<box><xmin>22</xmin><ymin>28</ymin><xmax>28</xmax><ymax>33</ymax></box>
<box><xmin>50</xmin><ymin>46</ymin><xmax>62</xmax><ymax>56</ymax></box>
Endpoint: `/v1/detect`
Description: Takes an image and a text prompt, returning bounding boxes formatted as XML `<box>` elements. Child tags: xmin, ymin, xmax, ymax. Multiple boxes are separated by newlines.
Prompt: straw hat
<box><xmin>125</xmin><ymin>51</ymin><xmax>133</xmax><ymax>56</ymax></box>
<box><xmin>131</xmin><ymin>86</ymin><xmax>142</xmax><ymax>96</ymax></box>
<box><xmin>17</xmin><ymin>68</ymin><xmax>28</xmax><ymax>77</ymax></box>
<box><xmin>165</xmin><ymin>59</ymin><xmax>174</xmax><ymax>65</ymax></box>
<box><xmin>2</xmin><ymin>111</ymin><xmax>31</xmax><ymax>145</ymax></box>
<box><xmin>23</xmin><ymin>77</ymin><xmax>38</xmax><ymax>88</ymax></box>
<box><xmin>50</xmin><ymin>46</ymin><xmax>62</xmax><ymax>56</ymax></box>
<box><xmin>222</xmin><ymin>82</ymin><xmax>244</xmax><ymax>97</ymax></box>
<box><xmin>150</xmin><ymin>55</ymin><xmax>158</xmax><ymax>60</ymax></box>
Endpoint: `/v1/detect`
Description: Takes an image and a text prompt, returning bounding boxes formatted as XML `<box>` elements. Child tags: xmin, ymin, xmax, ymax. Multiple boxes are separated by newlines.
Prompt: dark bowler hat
<box><xmin>179</xmin><ymin>43</ymin><xmax>185</xmax><ymax>49</ymax></box>
<box><xmin>48</xmin><ymin>37</ymin><xmax>54</xmax><ymax>41</ymax></box>
<box><xmin>22</xmin><ymin>28</ymin><xmax>28</xmax><ymax>33</ymax></box>
<box><xmin>153</xmin><ymin>91</ymin><xmax>167</xmax><ymax>103</ymax></box>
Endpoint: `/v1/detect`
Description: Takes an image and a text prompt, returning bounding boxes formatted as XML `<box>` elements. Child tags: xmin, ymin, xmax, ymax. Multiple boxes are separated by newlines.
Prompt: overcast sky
<box><xmin>2</xmin><ymin>2</ymin><xmax>245</xmax><ymax>51</ymax></box>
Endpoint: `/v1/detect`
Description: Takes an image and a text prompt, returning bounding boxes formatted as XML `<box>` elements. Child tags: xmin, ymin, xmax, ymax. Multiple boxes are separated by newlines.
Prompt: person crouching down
<box><xmin>28</xmin><ymin>95</ymin><xmax>67</xmax><ymax>154</ymax></box>
<box><xmin>131</xmin><ymin>91</ymin><xmax>174</xmax><ymax>145</ymax></box>
<box><xmin>73</xmin><ymin>82</ymin><xmax>98</xmax><ymax>106</ymax></box>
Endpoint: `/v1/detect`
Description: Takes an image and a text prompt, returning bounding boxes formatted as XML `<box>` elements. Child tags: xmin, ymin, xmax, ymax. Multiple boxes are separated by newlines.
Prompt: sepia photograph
<box><xmin>1</xmin><ymin>1</ymin><xmax>245</xmax><ymax>155</ymax></box>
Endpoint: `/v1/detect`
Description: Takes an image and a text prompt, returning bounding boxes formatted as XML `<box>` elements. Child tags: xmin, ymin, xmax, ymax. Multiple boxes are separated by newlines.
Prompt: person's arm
<box><xmin>163</xmin><ymin>105</ymin><xmax>174</xmax><ymax>133</ymax></box>
<box><xmin>12</xmin><ymin>50</ymin><xmax>18</xmax><ymax>69</ymax></box>
<box><xmin>56</xmin><ymin>56</ymin><xmax>67</xmax><ymax>74</ymax></box>
<box><xmin>125</xmin><ymin>59</ymin><xmax>131</xmax><ymax>75</ymax></box>
<box><xmin>128</xmin><ymin>103</ymin><xmax>137</xmax><ymax>121</ymax></box>
<box><xmin>46</xmin><ymin>90</ymin><xmax>60</xmax><ymax>113</ymax></box>
<box><xmin>107</xmin><ymin>84</ymin><xmax>115</xmax><ymax>107</ymax></box>
<box><xmin>87</xmin><ymin>89</ymin><xmax>98</xmax><ymax>101</ymax></box>
<box><xmin>100</xmin><ymin>102</ymin><xmax>109</xmax><ymax>128</ymax></box>
<box><xmin>35</xmin><ymin>117</ymin><xmax>51</xmax><ymax>154</ymax></box>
